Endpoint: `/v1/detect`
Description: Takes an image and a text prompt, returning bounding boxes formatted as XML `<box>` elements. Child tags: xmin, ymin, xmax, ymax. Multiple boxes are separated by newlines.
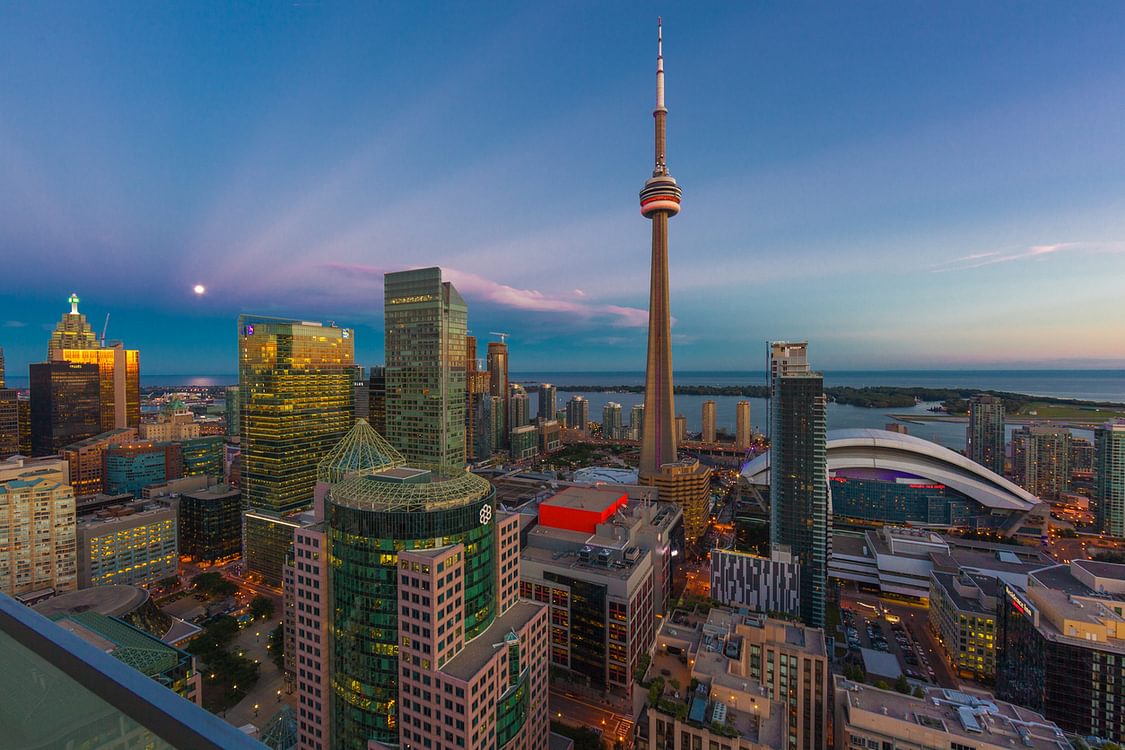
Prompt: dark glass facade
<box><xmin>544</xmin><ymin>571</ymin><xmax>606</xmax><ymax>688</ymax></box>
<box><xmin>829</xmin><ymin>470</ymin><xmax>979</xmax><ymax>528</ymax></box>
<box><xmin>181</xmin><ymin>436</ymin><xmax>224</xmax><ymax>477</ymax></box>
<box><xmin>770</xmin><ymin>373</ymin><xmax>828</xmax><ymax>628</ymax></box>
<box><xmin>328</xmin><ymin>485</ymin><xmax>496</xmax><ymax>749</ymax></box>
<box><xmin>997</xmin><ymin>585</ymin><xmax>1125</xmax><ymax>742</ymax></box>
<box><xmin>29</xmin><ymin>362</ymin><xmax>101</xmax><ymax>456</ymax></box>
<box><xmin>179</xmin><ymin>487</ymin><xmax>242</xmax><ymax>563</ymax></box>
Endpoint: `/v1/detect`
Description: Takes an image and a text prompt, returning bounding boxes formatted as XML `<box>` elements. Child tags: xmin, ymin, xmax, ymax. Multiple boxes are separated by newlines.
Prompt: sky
<box><xmin>2</xmin><ymin>2</ymin><xmax>1125</xmax><ymax>377</ymax></box>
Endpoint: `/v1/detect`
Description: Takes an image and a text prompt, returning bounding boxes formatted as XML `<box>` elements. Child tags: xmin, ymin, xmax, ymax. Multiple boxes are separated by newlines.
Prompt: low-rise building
<box><xmin>510</xmin><ymin>424</ymin><xmax>538</xmax><ymax>460</ymax></box>
<box><xmin>139</xmin><ymin>401</ymin><xmax>200</xmax><ymax>442</ymax></box>
<box><xmin>520</xmin><ymin>485</ymin><xmax>682</xmax><ymax>699</ymax></box>
<box><xmin>834</xmin><ymin>676</ymin><xmax>1071</xmax><ymax>750</ymax></box>
<box><xmin>929</xmin><ymin>570</ymin><xmax>999</xmax><ymax>680</ymax></box>
<box><xmin>49</xmin><ymin>610</ymin><xmax>201</xmax><ymax>704</ymax></box>
<box><xmin>710</xmin><ymin>548</ymin><xmax>800</xmax><ymax>617</ymax></box>
<box><xmin>104</xmin><ymin>441</ymin><xmax>183</xmax><ymax>497</ymax></box>
<box><xmin>0</xmin><ymin>453</ymin><xmax>70</xmax><ymax>485</ymax></box>
<box><xmin>997</xmin><ymin>560</ymin><xmax>1125</xmax><ymax>743</ymax></box>
<box><xmin>179</xmin><ymin>435</ymin><xmax>224</xmax><ymax>477</ymax></box>
<box><xmin>76</xmin><ymin>499</ymin><xmax>177</xmax><ymax>588</ymax></box>
<box><xmin>61</xmin><ymin>428</ymin><xmax>137</xmax><ymax>498</ymax></box>
<box><xmin>179</xmin><ymin>483</ymin><xmax>241</xmax><ymax>564</ymax></box>
<box><xmin>538</xmin><ymin>419</ymin><xmax>561</xmax><ymax>454</ymax></box>
<box><xmin>638</xmin><ymin>608</ymin><xmax>827</xmax><ymax>750</ymax></box>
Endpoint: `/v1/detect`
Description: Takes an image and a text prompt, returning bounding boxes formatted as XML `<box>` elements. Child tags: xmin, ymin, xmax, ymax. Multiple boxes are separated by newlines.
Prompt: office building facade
<box><xmin>928</xmin><ymin>570</ymin><xmax>999</xmax><ymax>680</ymax></box>
<box><xmin>383</xmin><ymin>268</ymin><xmax>467</xmax><ymax>467</ymax></box>
<box><xmin>0</xmin><ymin>388</ymin><xmax>18</xmax><ymax>459</ymax></box>
<box><xmin>103</xmin><ymin>441</ymin><xmax>183</xmax><ymax>497</ymax></box>
<box><xmin>179</xmin><ymin>484</ymin><xmax>242</xmax><ymax>564</ymax></box>
<box><xmin>76</xmin><ymin>499</ymin><xmax>177</xmax><ymax>588</ymax></box>
<box><xmin>29</xmin><ymin>361</ymin><xmax>101</xmax><ymax>456</ymax></box>
<box><xmin>368</xmin><ymin>365</ymin><xmax>387</xmax><ymax>436</ymax></box>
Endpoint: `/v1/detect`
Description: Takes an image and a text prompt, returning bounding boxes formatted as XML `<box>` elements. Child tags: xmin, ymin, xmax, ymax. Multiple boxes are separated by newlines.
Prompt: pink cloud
<box><xmin>930</xmin><ymin>241</ymin><xmax>1124</xmax><ymax>272</ymax></box>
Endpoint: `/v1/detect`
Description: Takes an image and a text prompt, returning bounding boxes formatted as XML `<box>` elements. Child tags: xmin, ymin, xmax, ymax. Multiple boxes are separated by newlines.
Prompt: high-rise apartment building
<box><xmin>238</xmin><ymin>314</ymin><xmax>354</xmax><ymax>584</ymax></box>
<box><xmin>508</xmin><ymin>383</ymin><xmax>530</xmax><ymax>432</ymax></box>
<box><xmin>674</xmin><ymin>414</ymin><xmax>686</xmax><ymax>443</ymax></box>
<box><xmin>701</xmin><ymin>400</ymin><xmax>716</xmax><ymax>443</ymax></box>
<box><xmin>736</xmin><ymin>400</ymin><xmax>751</xmax><ymax>451</ymax></box>
<box><xmin>967</xmin><ymin>394</ymin><xmax>1005</xmax><ymax>475</ymax></box>
<box><xmin>1011</xmin><ymin>425</ymin><xmax>1071</xmax><ymax>501</ymax></box>
<box><xmin>537</xmin><ymin>383</ymin><xmax>556</xmax><ymax>422</ymax></box>
<box><xmin>565</xmin><ymin>396</ymin><xmax>589</xmax><ymax>435</ymax></box>
<box><xmin>0</xmin><ymin>474</ymin><xmax>77</xmax><ymax>597</ymax></box>
<box><xmin>770</xmin><ymin>342</ymin><xmax>829</xmax><ymax>628</ymax></box>
<box><xmin>465</xmin><ymin>370</ymin><xmax>490</xmax><ymax>462</ymax></box>
<box><xmin>1096</xmin><ymin>421</ymin><xmax>1125</xmax><ymax>537</ymax></box>
<box><xmin>29</xmin><ymin>361</ymin><xmax>101</xmax><ymax>456</ymax></box>
<box><xmin>384</xmin><ymin>267</ymin><xmax>467</xmax><ymax>467</ymax></box>
<box><xmin>630</xmin><ymin>403</ymin><xmax>644</xmax><ymax>442</ymax></box>
<box><xmin>602</xmin><ymin>401</ymin><xmax>623</xmax><ymax>440</ymax></box>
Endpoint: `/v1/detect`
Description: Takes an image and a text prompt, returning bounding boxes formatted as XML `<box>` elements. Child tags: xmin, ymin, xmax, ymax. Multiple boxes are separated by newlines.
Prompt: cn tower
<box><xmin>639</xmin><ymin>18</ymin><xmax>682</xmax><ymax>478</ymax></box>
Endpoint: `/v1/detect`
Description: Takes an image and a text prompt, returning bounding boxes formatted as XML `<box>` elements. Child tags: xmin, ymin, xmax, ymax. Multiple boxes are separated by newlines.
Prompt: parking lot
<box><xmin>840</xmin><ymin>602</ymin><xmax>938</xmax><ymax>686</ymax></box>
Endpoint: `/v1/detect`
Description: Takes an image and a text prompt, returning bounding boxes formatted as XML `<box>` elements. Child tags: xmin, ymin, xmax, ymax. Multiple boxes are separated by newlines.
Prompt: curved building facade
<box><xmin>743</xmin><ymin>428</ymin><xmax>1047</xmax><ymax>538</ymax></box>
<box><xmin>328</xmin><ymin>466</ymin><xmax>497</xmax><ymax>747</ymax></box>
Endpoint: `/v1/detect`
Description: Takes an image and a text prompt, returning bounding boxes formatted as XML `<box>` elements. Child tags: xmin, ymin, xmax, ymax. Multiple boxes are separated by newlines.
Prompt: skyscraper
<box><xmin>0</xmin><ymin>474</ymin><xmax>77</xmax><ymax>597</ymax></box>
<box><xmin>1096</xmin><ymin>421</ymin><xmax>1125</xmax><ymax>537</ymax></box>
<box><xmin>48</xmin><ymin>295</ymin><xmax>140</xmax><ymax>432</ymax></box>
<box><xmin>509</xmin><ymin>383</ymin><xmax>530</xmax><ymax>432</ymax></box>
<box><xmin>29</xmin><ymin>361</ymin><xmax>102</xmax><ymax>456</ymax></box>
<box><xmin>538</xmin><ymin>383</ymin><xmax>557</xmax><ymax>422</ymax></box>
<box><xmin>47</xmin><ymin>293</ymin><xmax>99</xmax><ymax>358</ymax></box>
<box><xmin>0</xmin><ymin>388</ymin><xmax>18</xmax><ymax>459</ymax></box>
<box><xmin>384</xmin><ymin>267</ymin><xmax>467</xmax><ymax>467</ymax></box>
<box><xmin>566</xmin><ymin>396</ymin><xmax>589</xmax><ymax>435</ymax></box>
<box><xmin>770</xmin><ymin>343</ymin><xmax>829</xmax><ymax>628</ymax></box>
<box><xmin>701</xmin><ymin>400</ymin><xmax>717</xmax><ymax>443</ymax></box>
<box><xmin>603</xmin><ymin>401</ymin><xmax>623</xmax><ymax>440</ymax></box>
<box><xmin>0</xmin><ymin>345</ymin><xmax>4</xmax><ymax>388</ymax></box>
<box><xmin>635</xmin><ymin>21</ymin><xmax>712</xmax><ymax>544</ymax></box>
<box><xmin>630</xmin><ymin>403</ymin><xmax>645</xmax><ymax>442</ymax></box>
<box><xmin>735</xmin><ymin>400</ymin><xmax>751</xmax><ymax>451</ymax></box>
<box><xmin>487</xmin><ymin>340</ymin><xmax>509</xmax><ymax>449</ymax></box>
<box><xmin>967</xmin><ymin>394</ymin><xmax>1005</xmax><ymax>475</ymax></box>
<box><xmin>351</xmin><ymin>365</ymin><xmax>369</xmax><ymax>422</ymax></box>
<box><xmin>238</xmin><ymin>315</ymin><xmax>354</xmax><ymax>583</ymax></box>
<box><xmin>1011</xmin><ymin>425</ymin><xmax>1071</xmax><ymax>501</ymax></box>
<box><xmin>223</xmin><ymin>385</ymin><xmax>240</xmax><ymax>437</ymax></box>
<box><xmin>368</xmin><ymin>365</ymin><xmax>386</xmax><ymax>435</ymax></box>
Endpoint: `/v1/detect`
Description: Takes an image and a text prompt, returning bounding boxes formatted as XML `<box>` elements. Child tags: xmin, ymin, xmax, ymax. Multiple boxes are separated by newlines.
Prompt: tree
<box><xmin>268</xmin><ymin>623</ymin><xmax>285</xmax><ymax>671</ymax></box>
<box><xmin>192</xmin><ymin>571</ymin><xmax>223</xmax><ymax>592</ymax></box>
<box><xmin>894</xmin><ymin>674</ymin><xmax>910</xmax><ymax>694</ymax></box>
<box><xmin>874</xmin><ymin>680</ymin><xmax>890</xmax><ymax>691</ymax></box>
<box><xmin>912</xmin><ymin>685</ymin><xmax>925</xmax><ymax>699</ymax></box>
<box><xmin>250</xmin><ymin>595</ymin><xmax>276</xmax><ymax>620</ymax></box>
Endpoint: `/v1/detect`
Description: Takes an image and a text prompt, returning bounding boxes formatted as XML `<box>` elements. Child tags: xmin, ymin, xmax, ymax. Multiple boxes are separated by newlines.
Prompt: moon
<box><xmin>193</xmin><ymin>284</ymin><xmax>206</xmax><ymax>295</ymax></box>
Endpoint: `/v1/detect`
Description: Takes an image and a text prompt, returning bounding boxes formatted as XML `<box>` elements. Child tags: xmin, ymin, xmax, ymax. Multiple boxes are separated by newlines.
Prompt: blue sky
<box><xmin>2</xmin><ymin>2</ymin><xmax>1125</xmax><ymax>377</ymax></box>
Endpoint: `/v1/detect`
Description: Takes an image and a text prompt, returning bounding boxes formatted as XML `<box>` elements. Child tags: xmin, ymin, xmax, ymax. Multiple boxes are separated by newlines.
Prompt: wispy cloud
<box><xmin>929</xmin><ymin>241</ymin><xmax>1125</xmax><ymax>272</ymax></box>
<box><xmin>320</xmin><ymin>263</ymin><xmax>653</xmax><ymax>328</ymax></box>
<box><xmin>2</xmin><ymin>320</ymin><xmax>26</xmax><ymax>328</ymax></box>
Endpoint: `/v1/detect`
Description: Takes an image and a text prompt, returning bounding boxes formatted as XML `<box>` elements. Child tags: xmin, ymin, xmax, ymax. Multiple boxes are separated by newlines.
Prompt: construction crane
<box><xmin>100</xmin><ymin>314</ymin><xmax>110</xmax><ymax>347</ymax></box>
<box><xmin>489</xmin><ymin>332</ymin><xmax>511</xmax><ymax>344</ymax></box>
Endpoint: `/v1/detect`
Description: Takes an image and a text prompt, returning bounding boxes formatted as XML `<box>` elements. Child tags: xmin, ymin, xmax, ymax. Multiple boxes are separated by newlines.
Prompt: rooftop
<box><xmin>541</xmin><ymin>485</ymin><xmax>627</xmax><ymax>513</ymax></box>
<box><xmin>1073</xmin><ymin>558</ymin><xmax>1125</xmax><ymax>580</ymax></box>
<box><xmin>329</xmin><ymin>462</ymin><xmax>491</xmax><ymax>513</ymax></box>
<box><xmin>33</xmin><ymin>585</ymin><xmax>150</xmax><ymax>619</ymax></box>
<box><xmin>181</xmin><ymin>483</ymin><xmax>240</xmax><ymax>500</ymax></box>
<box><xmin>52</xmin><ymin>611</ymin><xmax>183</xmax><ymax>677</ymax></box>
<box><xmin>441</xmin><ymin>600</ymin><xmax>544</xmax><ymax>682</ymax></box>
<box><xmin>316</xmin><ymin>418</ymin><xmax>405</xmax><ymax>483</ymax></box>
<box><xmin>836</xmin><ymin>676</ymin><xmax>1070</xmax><ymax>750</ymax></box>
<box><xmin>931</xmin><ymin>571</ymin><xmax>1000</xmax><ymax>616</ymax></box>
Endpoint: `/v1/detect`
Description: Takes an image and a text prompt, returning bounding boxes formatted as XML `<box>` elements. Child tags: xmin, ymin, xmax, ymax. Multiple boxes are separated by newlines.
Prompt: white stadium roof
<box><xmin>742</xmin><ymin>428</ymin><xmax>1041</xmax><ymax>512</ymax></box>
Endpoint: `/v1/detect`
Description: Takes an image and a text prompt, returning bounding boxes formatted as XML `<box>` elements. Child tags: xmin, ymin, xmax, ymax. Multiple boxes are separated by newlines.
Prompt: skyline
<box><xmin>3</xmin><ymin>4</ymin><xmax>1125</xmax><ymax>376</ymax></box>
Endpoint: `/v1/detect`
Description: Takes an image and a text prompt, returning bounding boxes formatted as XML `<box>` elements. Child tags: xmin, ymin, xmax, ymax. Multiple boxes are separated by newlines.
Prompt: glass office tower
<box><xmin>328</xmin><ymin>465</ymin><xmax>496</xmax><ymax>747</ymax></box>
<box><xmin>238</xmin><ymin>315</ymin><xmax>354</xmax><ymax>583</ymax></box>
<box><xmin>383</xmin><ymin>268</ymin><xmax>467</xmax><ymax>468</ymax></box>
<box><xmin>29</xmin><ymin>361</ymin><xmax>102</xmax><ymax>456</ymax></box>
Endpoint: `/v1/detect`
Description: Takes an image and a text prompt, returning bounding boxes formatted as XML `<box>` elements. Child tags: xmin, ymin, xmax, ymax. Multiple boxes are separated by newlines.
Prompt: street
<box><xmin>550</xmin><ymin>689</ymin><xmax>634</xmax><ymax>748</ymax></box>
